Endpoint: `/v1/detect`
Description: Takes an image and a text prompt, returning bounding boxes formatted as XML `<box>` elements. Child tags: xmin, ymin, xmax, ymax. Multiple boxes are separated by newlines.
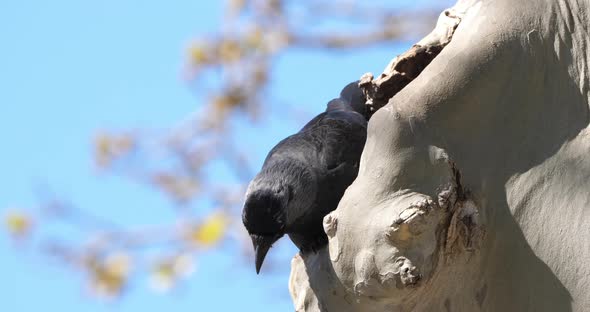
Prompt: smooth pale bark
<box><xmin>289</xmin><ymin>0</ymin><xmax>590</xmax><ymax>311</ymax></box>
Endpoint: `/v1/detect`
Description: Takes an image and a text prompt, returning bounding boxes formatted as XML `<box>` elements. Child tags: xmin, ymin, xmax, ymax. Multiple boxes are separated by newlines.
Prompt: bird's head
<box><xmin>242</xmin><ymin>179</ymin><xmax>292</xmax><ymax>274</ymax></box>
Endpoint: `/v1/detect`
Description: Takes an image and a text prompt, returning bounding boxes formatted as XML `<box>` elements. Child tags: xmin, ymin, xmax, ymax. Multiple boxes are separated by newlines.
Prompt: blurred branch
<box><xmin>4</xmin><ymin>0</ymin><xmax>443</xmax><ymax>300</ymax></box>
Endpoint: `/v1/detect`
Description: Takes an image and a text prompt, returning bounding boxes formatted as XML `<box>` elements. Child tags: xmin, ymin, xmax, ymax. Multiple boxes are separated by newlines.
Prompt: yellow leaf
<box><xmin>94</xmin><ymin>132</ymin><xmax>135</xmax><ymax>169</ymax></box>
<box><xmin>4</xmin><ymin>211</ymin><xmax>32</xmax><ymax>238</ymax></box>
<box><xmin>149</xmin><ymin>254</ymin><xmax>195</xmax><ymax>293</ymax></box>
<box><xmin>187</xmin><ymin>213</ymin><xmax>227</xmax><ymax>247</ymax></box>
<box><xmin>218</xmin><ymin>40</ymin><xmax>242</xmax><ymax>62</ymax></box>
<box><xmin>104</xmin><ymin>253</ymin><xmax>132</xmax><ymax>276</ymax></box>
<box><xmin>87</xmin><ymin>253</ymin><xmax>132</xmax><ymax>299</ymax></box>
<box><xmin>150</xmin><ymin>261</ymin><xmax>176</xmax><ymax>293</ymax></box>
<box><xmin>245</xmin><ymin>28</ymin><xmax>264</xmax><ymax>50</ymax></box>
<box><xmin>189</xmin><ymin>44</ymin><xmax>210</xmax><ymax>65</ymax></box>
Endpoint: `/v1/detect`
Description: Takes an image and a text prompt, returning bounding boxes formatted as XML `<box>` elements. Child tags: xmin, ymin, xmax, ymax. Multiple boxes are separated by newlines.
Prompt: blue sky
<box><xmin>0</xmin><ymin>0</ymin><xmax>449</xmax><ymax>311</ymax></box>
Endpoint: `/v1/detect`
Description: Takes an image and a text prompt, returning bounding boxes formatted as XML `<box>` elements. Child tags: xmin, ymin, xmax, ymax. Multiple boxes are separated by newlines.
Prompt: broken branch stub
<box><xmin>359</xmin><ymin>9</ymin><xmax>461</xmax><ymax>118</ymax></box>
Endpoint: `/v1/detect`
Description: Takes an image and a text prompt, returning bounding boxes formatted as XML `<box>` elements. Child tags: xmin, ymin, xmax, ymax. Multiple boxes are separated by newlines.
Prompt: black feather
<box><xmin>242</xmin><ymin>82</ymin><xmax>367</xmax><ymax>272</ymax></box>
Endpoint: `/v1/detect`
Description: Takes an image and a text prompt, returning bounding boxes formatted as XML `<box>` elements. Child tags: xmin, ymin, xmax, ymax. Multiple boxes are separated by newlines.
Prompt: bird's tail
<box><xmin>326</xmin><ymin>82</ymin><xmax>367</xmax><ymax>117</ymax></box>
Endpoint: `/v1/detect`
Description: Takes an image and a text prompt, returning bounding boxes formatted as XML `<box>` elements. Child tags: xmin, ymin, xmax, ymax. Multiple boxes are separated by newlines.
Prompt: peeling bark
<box><xmin>359</xmin><ymin>8</ymin><xmax>461</xmax><ymax>118</ymax></box>
<box><xmin>289</xmin><ymin>0</ymin><xmax>590</xmax><ymax>311</ymax></box>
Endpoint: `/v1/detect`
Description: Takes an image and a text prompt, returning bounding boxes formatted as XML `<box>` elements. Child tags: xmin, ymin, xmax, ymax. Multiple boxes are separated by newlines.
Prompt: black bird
<box><xmin>242</xmin><ymin>82</ymin><xmax>367</xmax><ymax>274</ymax></box>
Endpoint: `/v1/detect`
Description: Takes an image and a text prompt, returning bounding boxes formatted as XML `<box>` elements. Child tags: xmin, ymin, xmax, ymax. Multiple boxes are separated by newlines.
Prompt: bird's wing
<box><xmin>261</xmin><ymin>127</ymin><xmax>320</xmax><ymax>168</ymax></box>
<box><xmin>314</xmin><ymin>110</ymin><xmax>367</xmax><ymax>172</ymax></box>
<box><xmin>263</xmin><ymin>110</ymin><xmax>365</xmax><ymax>172</ymax></box>
<box><xmin>291</xmin><ymin>109</ymin><xmax>366</xmax><ymax>216</ymax></box>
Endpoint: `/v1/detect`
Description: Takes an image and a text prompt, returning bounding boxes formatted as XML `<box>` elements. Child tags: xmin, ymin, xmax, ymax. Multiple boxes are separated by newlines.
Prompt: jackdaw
<box><xmin>242</xmin><ymin>82</ymin><xmax>367</xmax><ymax>273</ymax></box>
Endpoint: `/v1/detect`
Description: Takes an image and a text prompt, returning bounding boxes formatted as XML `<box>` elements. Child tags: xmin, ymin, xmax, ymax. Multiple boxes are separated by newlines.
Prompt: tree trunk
<box><xmin>288</xmin><ymin>0</ymin><xmax>590</xmax><ymax>311</ymax></box>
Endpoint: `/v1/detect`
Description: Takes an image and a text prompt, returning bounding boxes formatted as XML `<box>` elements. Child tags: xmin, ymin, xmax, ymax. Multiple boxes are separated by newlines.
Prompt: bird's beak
<box><xmin>250</xmin><ymin>234</ymin><xmax>280</xmax><ymax>274</ymax></box>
